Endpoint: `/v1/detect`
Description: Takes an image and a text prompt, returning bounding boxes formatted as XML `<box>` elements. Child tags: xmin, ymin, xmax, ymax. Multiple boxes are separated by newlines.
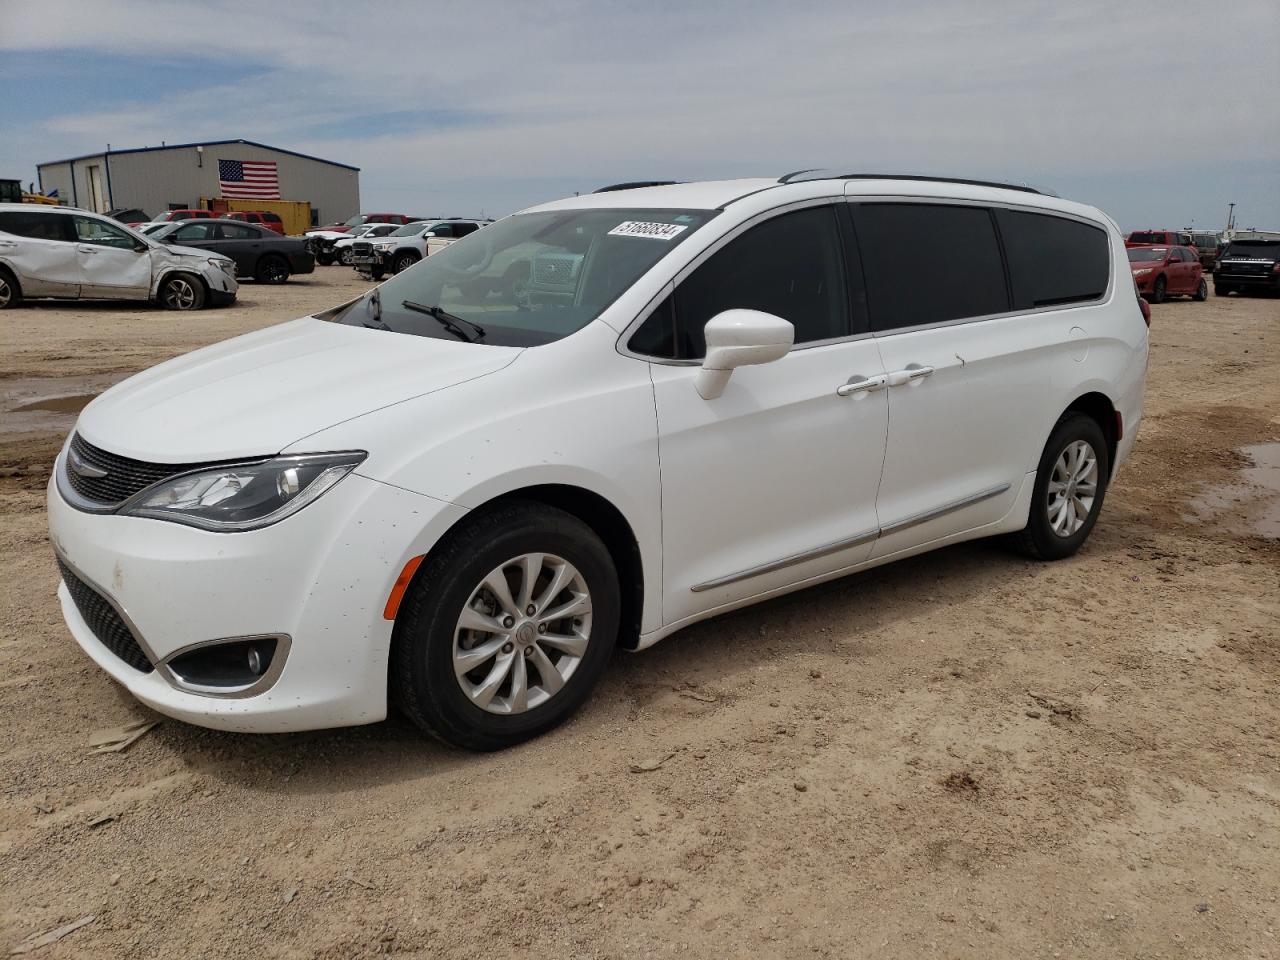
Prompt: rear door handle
<box><xmin>886</xmin><ymin>364</ymin><xmax>934</xmax><ymax>387</ymax></box>
<box><xmin>836</xmin><ymin>374</ymin><xmax>888</xmax><ymax>397</ymax></box>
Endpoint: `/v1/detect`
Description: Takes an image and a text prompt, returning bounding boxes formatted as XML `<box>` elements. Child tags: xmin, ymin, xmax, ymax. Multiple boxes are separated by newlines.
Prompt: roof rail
<box><xmin>592</xmin><ymin>181</ymin><xmax>682</xmax><ymax>193</ymax></box>
<box><xmin>778</xmin><ymin>170</ymin><xmax>1046</xmax><ymax>195</ymax></box>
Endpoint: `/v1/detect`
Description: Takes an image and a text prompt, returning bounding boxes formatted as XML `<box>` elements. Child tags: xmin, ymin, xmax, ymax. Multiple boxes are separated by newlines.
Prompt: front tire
<box><xmin>391</xmin><ymin>501</ymin><xmax>620</xmax><ymax>751</ymax></box>
<box><xmin>1151</xmin><ymin>275</ymin><xmax>1167</xmax><ymax>304</ymax></box>
<box><xmin>256</xmin><ymin>255</ymin><xmax>290</xmax><ymax>284</ymax></box>
<box><xmin>393</xmin><ymin>251</ymin><xmax>420</xmax><ymax>274</ymax></box>
<box><xmin>1008</xmin><ymin>413</ymin><xmax>1110</xmax><ymax>561</ymax></box>
<box><xmin>158</xmin><ymin>273</ymin><xmax>206</xmax><ymax>311</ymax></box>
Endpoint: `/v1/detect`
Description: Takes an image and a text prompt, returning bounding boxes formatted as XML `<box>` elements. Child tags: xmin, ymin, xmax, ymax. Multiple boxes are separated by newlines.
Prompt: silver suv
<box><xmin>0</xmin><ymin>204</ymin><xmax>238</xmax><ymax>310</ymax></box>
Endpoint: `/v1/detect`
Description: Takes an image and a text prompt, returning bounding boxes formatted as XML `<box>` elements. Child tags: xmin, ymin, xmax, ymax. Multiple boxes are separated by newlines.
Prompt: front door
<box><xmin>71</xmin><ymin>215</ymin><xmax>152</xmax><ymax>298</ymax></box>
<box><xmin>645</xmin><ymin>204</ymin><xmax>888</xmax><ymax>626</ymax></box>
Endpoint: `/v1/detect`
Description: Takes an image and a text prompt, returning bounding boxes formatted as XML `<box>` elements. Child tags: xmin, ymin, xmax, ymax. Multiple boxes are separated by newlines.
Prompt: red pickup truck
<box><xmin>226</xmin><ymin>210</ymin><xmax>286</xmax><ymax>234</ymax></box>
<box><xmin>313</xmin><ymin>213</ymin><xmax>417</xmax><ymax>234</ymax></box>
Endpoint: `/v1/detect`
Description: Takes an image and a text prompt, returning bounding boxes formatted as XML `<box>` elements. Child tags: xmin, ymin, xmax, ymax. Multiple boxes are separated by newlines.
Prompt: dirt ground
<box><xmin>1</xmin><ymin>268</ymin><xmax>1277</xmax><ymax>959</ymax></box>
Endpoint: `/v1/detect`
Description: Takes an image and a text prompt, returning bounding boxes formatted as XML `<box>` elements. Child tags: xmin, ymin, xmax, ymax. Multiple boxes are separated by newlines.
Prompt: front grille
<box><xmin>353</xmin><ymin>241</ymin><xmax>372</xmax><ymax>255</ymax></box>
<box><xmin>57</xmin><ymin>557</ymin><xmax>153</xmax><ymax>673</ymax></box>
<box><xmin>532</xmin><ymin>253</ymin><xmax>583</xmax><ymax>286</ymax></box>
<box><xmin>64</xmin><ymin>433</ymin><xmax>199</xmax><ymax>506</ymax></box>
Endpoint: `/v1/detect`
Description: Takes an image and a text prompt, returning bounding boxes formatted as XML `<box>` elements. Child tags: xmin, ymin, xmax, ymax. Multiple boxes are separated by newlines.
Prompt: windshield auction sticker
<box><xmin>608</xmin><ymin>221</ymin><xmax>688</xmax><ymax>240</ymax></box>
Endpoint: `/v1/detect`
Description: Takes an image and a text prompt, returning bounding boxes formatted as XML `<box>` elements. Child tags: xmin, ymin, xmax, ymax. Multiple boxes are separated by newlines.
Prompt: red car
<box><xmin>150</xmin><ymin>209</ymin><xmax>215</xmax><ymax>225</ymax></box>
<box><xmin>314</xmin><ymin>213</ymin><xmax>416</xmax><ymax>234</ymax></box>
<box><xmin>1128</xmin><ymin>244</ymin><xmax>1207</xmax><ymax>303</ymax></box>
<box><xmin>226</xmin><ymin>210</ymin><xmax>285</xmax><ymax>234</ymax></box>
<box><xmin>1125</xmin><ymin>229</ymin><xmax>1188</xmax><ymax>248</ymax></box>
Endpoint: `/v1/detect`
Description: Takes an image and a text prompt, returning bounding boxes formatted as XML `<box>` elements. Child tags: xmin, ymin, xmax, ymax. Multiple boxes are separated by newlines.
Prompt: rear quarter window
<box><xmin>0</xmin><ymin>210</ymin><xmax>72</xmax><ymax>241</ymax></box>
<box><xmin>996</xmin><ymin>209</ymin><xmax>1110</xmax><ymax>308</ymax></box>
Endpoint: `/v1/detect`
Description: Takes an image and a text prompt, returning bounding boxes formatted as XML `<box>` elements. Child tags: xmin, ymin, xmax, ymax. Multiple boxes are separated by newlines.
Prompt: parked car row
<box><xmin>141</xmin><ymin>219</ymin><xmax>314</xmax><ymax>284</ymax></box>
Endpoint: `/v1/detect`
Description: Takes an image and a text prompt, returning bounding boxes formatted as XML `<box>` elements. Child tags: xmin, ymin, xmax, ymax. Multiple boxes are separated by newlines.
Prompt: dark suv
<box><xmin>1213</xmin><ymin>239</ymin><xmax>1280</xmax><ymax>296</ymax></box>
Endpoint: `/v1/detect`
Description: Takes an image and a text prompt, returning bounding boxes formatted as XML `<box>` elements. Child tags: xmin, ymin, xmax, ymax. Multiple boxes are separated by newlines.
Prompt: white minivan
<box><xmin>47</xmin><ymin>174</ymin><xmax>1147</xmax><ymax>749</ymax></box>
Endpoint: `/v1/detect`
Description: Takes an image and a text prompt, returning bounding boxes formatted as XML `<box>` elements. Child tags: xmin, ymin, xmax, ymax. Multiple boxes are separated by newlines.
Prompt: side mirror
<box><xmin>695</xmin><ymin>309</ymin><xmax>794</xmax><ymax>400</ymax></box>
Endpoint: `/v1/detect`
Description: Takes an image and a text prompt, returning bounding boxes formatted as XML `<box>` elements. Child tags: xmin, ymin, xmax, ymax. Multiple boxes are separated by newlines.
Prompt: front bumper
<box><xmin>1131</xmin><ymin>271</ymin><xmax>1157</xmax><ymax>293</ymax></box>
<box><xmin>48</xmin><ymin>459</ymin><xmax>468</xmax><ymax>732</ymax></box>
<box><xmin>290</xmin><ymin>252</ymin><xmax>316</xmax><ymax>275</ymax></box>
<box><xmin>1213</xmin><ymin>271</ymin><xmax>1279</xmax><ymax>290</ymax></box>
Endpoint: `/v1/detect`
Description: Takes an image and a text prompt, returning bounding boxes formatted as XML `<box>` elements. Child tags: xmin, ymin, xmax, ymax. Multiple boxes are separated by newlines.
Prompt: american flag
<box><xmin>218</xmin><ymin>159</ymin><xmax>280</xmax><ymax>199</ymax></box>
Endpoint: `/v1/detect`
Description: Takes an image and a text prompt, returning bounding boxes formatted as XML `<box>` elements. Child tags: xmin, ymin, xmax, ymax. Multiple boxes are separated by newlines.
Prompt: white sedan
<box><xmin>47</xmin><ymin>174</ymin><xmax>1146</xmax><ymax>748</ymax></box>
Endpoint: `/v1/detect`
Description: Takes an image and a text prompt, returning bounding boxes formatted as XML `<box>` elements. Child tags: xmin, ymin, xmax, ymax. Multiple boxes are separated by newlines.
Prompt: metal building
<box><xmin>36</xmin><ymin>139</ymin><xmax>360</xmax><ymax>226</ymax></box>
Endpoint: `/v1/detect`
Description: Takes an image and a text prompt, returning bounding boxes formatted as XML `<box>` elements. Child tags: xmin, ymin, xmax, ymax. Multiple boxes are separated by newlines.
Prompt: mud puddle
<box><xmin>1188</xmin><ymin>442</ymin><xmax>1280</xmax><ymax>540</ymax></box>
<box><xmin>0</xmin><ymin>374</ymin><xmax>123</xmax><ymax>437</ymax></box>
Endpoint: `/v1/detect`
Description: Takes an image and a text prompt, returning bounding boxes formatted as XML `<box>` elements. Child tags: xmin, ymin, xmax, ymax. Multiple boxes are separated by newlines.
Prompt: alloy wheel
<box><xmin>452</xmin><ymin>553</ymin><xmax>592</xmax><ymax>715</ymax></box>
<box><xmin>163</xmin><ymin>277</ymin><xmax>196</xmax><ymax>310</ymax></box>
<box><xmin>0</xmin><ymin>276</ymin><xmax>10</xmax><ymax>308</ymax></box>
<box><xmin>1047</xmin><ymin>439</ymin><xmax>1098</xmax><ymax>537</ymax></box>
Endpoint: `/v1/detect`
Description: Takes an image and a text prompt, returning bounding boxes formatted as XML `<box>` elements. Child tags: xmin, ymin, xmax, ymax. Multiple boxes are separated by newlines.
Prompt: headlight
<box><xmin>210</xmin><ymin>258</ymin><xmax>236</xmax><ymax>276</ymax></box>
<box><xmin>1133</xmin><ymin>268</ymin><xmax>1152</xmax><ymax>276</ymax></box>
<box><xmin>121</xmin><ymin>452</ymin><xmax>366</xmax><ymax>531</ymax></box>
<box><xmin>375</xmin><ymin>242</ymin><xmax>393</xmax><ymax>251</ymax></box>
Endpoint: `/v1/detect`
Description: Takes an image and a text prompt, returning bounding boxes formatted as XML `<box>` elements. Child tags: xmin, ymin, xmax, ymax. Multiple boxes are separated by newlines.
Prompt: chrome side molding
<box><xmin>690</xmin><ymin>482</ymin><xmax>1012</xmax><ymax>593</ymax></box>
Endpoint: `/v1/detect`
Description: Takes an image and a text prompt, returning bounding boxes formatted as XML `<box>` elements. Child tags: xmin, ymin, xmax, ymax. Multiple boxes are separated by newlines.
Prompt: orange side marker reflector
<box><xmin>384</xmin><ymin>555</ymin><xmax>425</xmax><ymax>621</ymax></box>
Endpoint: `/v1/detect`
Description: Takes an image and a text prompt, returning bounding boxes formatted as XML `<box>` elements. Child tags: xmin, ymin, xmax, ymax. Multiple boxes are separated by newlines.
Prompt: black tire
<box><xmin>256</xmin><ymin>255</ymin><xmax>290</xmax><ymax>284</ymax></box>
<box><xmin>1214</xmin><ymin>283</ymin><xmax>1234</xmax><ymax>296</ymax></box>
<box><xmin>1007</xmin><ymin>413</ymin><xmax>1111</xmax><ymax>561</ymax></box>
<box><xmin>316</xmin><ymin>254</ymin><xmax>335</xmax><ymax>266</ymax></box>
<box><xmin>339</xmin><ymin>247</ymin><xmax>354</xmax><ymax>266</ymax></box>
<box><xmin>1193</xmin><ymin>277</ymin><xmax>1208</xmax><ymax>302</ymax></box>
<box><xmin>1151</xmin><ymin>275</ymin><xmax>1167</xmax><ymax>304</ymax></box>
<box><xmin>369</xmin><ymin>267</ymin><xmax>385</xmax><ymax>281</ymax></box>
<box><xmin>391</xmin><ymin>501</ymin><xmax>620</xmax><ymax>751</ymax></box>
<box><xmin>393</xmin><ymin>251</ymin><xmax>420</xmax><ymax>274</ymax></box>
<box><xmin>0</xmin><ymin>266</ymin><xmax>22</xmax><ymax>309</ymax></box>
<box><xmin>158</xmin><ymin>272</ymin><xmax>206</xmax><ymax>311</ymax></box>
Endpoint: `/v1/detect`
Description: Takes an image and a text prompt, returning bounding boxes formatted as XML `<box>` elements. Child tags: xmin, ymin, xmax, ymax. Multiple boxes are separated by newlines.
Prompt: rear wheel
<box><xmin>1151</xmin><ymin>275</ymin><xmax>1167</xmax><ymax>304</ymax></box>
<box><xmin>256</xmin><ymin>255</ymin><xmax>290</xmax><ymax>284</ymax></box>
<box><xmin>392</xmin><ymin>501</ymin><xmax>620</xmax><ymax>751</ymax></box>
<box><xmin>1008</xmin><ymin>413</ymin><xmax>1110</xmax><ymax>561</ymax></box>
<box><xmin>159</xmin><ymin>272</ymin><xmax>206</xmax><ymax>311</ymax></box>
<box><xmin>1193</xmin><ymin>277</ymin><xmax>1208</xmax><ymax>301</ymax></box>
<box><xmin>0</xmin><ymin>267</ymin><xmax>21</xmax><ymax>309</ymax></box>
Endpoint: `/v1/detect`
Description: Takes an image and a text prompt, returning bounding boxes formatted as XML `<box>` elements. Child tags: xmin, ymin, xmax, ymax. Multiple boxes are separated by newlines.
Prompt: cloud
<box><xmin>3</xmin><ymin>0</ymin><xmax>1277</xmax><ymax>225</ymax></box>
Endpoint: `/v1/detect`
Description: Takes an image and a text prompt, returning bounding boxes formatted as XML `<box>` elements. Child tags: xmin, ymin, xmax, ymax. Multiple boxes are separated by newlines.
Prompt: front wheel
<box><xmin>1008</xmin><ymin>413</ymin><xmax>1110</xmax><ymax>561</ymax></box>
<box><xmin>158</xmin><ymin>273</ymin><xmax>206</xmax><ymax>311</ymax></box>
<box><xmin>391</xmin><ymin>501</ymin><xmax>620</xmax><ymax>751</ymax></box>
<box><xmin>1151</xmin><ymin>275</ymin><xmax>1167</xmax><ymax>304</ymax></box>
<box><xmin>393</xmin><ymin>251</ymin><xmax>420</xmax><ymax>274</ymax></box>
<box><xmin>1193</xmin><ymin>278</ymin><xmax>1208</xmax><ymax>301</ymax></box>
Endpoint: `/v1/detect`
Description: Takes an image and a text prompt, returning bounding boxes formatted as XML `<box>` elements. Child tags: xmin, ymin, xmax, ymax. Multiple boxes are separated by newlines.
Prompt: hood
<box><xmin>76</xmin><ymin>318</ymin><xmax>521</xmax><ymax>463</ymax></box>
<box><xmin>160</xmin><ymin>242</ymin><xmax>231</xmax><ymax>261</ymax></box>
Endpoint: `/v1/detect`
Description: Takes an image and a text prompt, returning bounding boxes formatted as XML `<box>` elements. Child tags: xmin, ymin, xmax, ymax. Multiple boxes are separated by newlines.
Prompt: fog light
<box><xmin>247</xmin><ymin>645</ymin><xmax>263</xmax><ymax>675</ymax></box>
<box><xmin>163</xmin><ymin>635</ymin><xmax>285</xmax><ymax>692</ymax></box>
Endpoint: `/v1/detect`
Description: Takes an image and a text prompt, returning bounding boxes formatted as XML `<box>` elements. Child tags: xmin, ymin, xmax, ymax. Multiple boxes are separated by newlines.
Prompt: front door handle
<box><xmin>76</xmin><ymin>245</ymin><xmax>99</xmax><ymax>254</ymax></box>
<box><xmin>836</xmin><ymin>374</ymin><xmax>888</xmax><ymax>397</ymax></box>
<box><xmin>886</xmin><ymin>364</ymin><xmax>934</xmax><ymax>387</ymax></box>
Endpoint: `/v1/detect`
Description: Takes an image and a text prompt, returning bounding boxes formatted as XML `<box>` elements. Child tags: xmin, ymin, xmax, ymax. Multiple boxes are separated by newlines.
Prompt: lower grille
<box><xmin>57</xmin><ymin>557</ymin><xmax>153</xmax><ymax>673</ymax></box>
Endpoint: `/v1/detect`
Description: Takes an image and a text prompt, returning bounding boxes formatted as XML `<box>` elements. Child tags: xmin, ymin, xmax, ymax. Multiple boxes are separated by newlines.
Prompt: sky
<box><xmin>2</xmin><ymin>0</ymin><xmax>1277</xmax><ymax>230</ymax></box>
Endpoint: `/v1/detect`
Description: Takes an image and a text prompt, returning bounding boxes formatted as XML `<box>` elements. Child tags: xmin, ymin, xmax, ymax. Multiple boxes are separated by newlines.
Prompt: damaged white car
<box><xmin>0</xmin><ymin>203</ymin><xmax>238</xmax><ymax>311</ymax></box>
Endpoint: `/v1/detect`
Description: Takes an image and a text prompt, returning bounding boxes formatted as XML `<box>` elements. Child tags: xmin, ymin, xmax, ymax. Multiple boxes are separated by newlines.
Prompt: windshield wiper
<box><xmin>361</xmin><ymin>290</ymin><xmax>391</xmax><ymax>331</ymax></box>
<box><xmin>401</xmin><ymin>299</ymin><xmax>486</xmax><ymax>342</ymax></box>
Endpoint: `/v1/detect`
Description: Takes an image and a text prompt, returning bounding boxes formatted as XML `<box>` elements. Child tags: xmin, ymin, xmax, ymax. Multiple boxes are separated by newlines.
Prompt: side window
<box><xmin>429</xmin><ymin>224</ymin><xmax>454</xmax><ymax>238</ymax></box>
<box><xmin>851</xmin><ymin>203</ymin><xmax>1008</xmax><ymax>331</ymax></box>
<box><xmin>218</xmin><ymin>223</ymin><xmax>258</xmax><ymax>240</ymax></box>
<box><xmin>174</xmin><ymin>222</ymin><xmax>217</xmax><ymax>241</ymax></box>
<box><xmin>264</xmin><ymin>213</ymin><xmax>282</xmax><ymax>224</ymax></box>
<box><xmin>995</xmin><ymin>209</ymin><xmax>1110</xmax><ymax>308</ymax></box>
<box><xmin>453</xmin><ymin>222</ymin><xmax>479</xmax><ymax>238</ymax></box>
<box><xmin>73</xmin><ymin>216</ymin><xmax>138</xmax><ymax>249</ymax></box>
<box><xmin>634</xmin><ymin>206</ymin><xmax>850</xmax><ymax>360</ymax></box>
<box><xmin>0</xmin><ymin>211</ymin><xmax>73</xmax><ymax>241</ymax></box>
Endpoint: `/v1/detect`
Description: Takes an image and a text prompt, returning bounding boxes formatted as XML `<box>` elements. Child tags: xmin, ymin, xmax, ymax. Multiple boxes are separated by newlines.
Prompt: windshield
<box><xmin>1127</xmin><ymin>247</ymin><xmax>1168</xmax><ymax>263</ymax></box>
<box><xmin>390</xmin><ymin>221</ymin><xmax>435</xmax><ymax>237</ymax></box>
<box><xmin>328</xmin><ymin>208</ymin><xmax>714</xmax><ymax>347</ymax></box>
<box><xmin>1223</xmin><ymin>240</ymin><xmax>1280</xmax><ymax>259</ymax></box>
<box><xmin>1129</xmin><ymin>231</ymin><xmax>1180</xmax><ymax>245</ymax></box>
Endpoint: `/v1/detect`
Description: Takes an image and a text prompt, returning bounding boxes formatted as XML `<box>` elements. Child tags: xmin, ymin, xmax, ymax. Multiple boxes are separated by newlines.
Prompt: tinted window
<box><xmin>996</xmin><ymin>209</ymin><xmax>1110</xmax><ymax>308</ymax></box>
<box><xmin>454</xmin><ymin>222</ymin><xmax>479</xmax><ymax>237</ymax></box>
<box><xmin>852</xmin><ymin>203</ymin><xmax>1008</xmax><ymax>330</ymax></box>
<box><xmin>429</xmin><ymin>224</ymin><xmax>454</xmax><ymax>238</ymax></box>
<box><xmin>218</xmin><ymin>223</ymin><xmax>260</xmax><ymax>240</ymax></box>
<box><xmin>74</xmin><ymin>216</ymin><xmax>138</xmax><ymax>249</ymax></box>
<box><xmin>263</xmin><ymin>213</ymin><xmax>282</xmax><ymax>223</ymax></box>
<box><xmin>0</xmin><ymin>211</ymin><xmax>72</xmax><ymax>241</ymax></box>
<box><xmin>632</xmin><ymin>206</ymin><xmax>850</xmax><ymax>359</ymax></box>
<box><xmin>172</xmin><ymin>222</ymin><xmax>217</xmax><ymax>241</ymax></box>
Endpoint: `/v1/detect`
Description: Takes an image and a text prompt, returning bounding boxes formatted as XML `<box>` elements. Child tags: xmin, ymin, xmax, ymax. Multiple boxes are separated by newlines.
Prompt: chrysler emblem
<box><xmin>68</xmin><ymin>448</ymin><xmax>108</xmax><ymax>479</ymax></box>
